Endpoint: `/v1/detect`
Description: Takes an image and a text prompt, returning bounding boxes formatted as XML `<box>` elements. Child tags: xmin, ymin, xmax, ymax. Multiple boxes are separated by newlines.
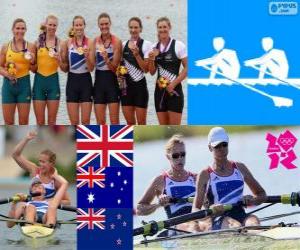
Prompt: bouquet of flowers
<box><xmin>157</xmin><ymin>76</ymin><xmax>179</xmax><ymax>96</ymax></box>
<box><xmin>6</xmin><ymin>62</ymin><xmax>17</xmax><ymax>83</ymax></box>
<box><xmin>117</xmin><ymin>65</ymin><xmax>128</xmax><ymax>96</ymax></box>
<box><xmin>157</xmin><ymin>76</ymin><xmax>179</xmax><ymax>109</ymax></box>
<box><xmin>7</xmin><ymin>62</ymin><xmax>17</xmax><ymax>77</ymax></box>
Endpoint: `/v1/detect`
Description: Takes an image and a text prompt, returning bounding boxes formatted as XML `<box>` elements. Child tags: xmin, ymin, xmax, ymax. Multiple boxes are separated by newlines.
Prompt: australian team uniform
<box><xmin>2</xmin><ymin>41</ymin><xmax>31</xmax><ymax>104</ymax></box>
<box><xmin>33</xmin><ymin>38</ymin><xmax>60</xmax><ymax>101</ymax></box>
<box><xmin>150</xmin><ymin>39</ymin><xmax>186</xmax><ymax>113</ymax></box>
<box><xmin>94</xmin><ymin>35</ymin><xmax>120</xmax><ymax>104</ymax></box>
<box><xmin>205</xmin><ymin>162</ymin><xmax>247</xmax><ymax>230</ymax></box>
<box><xmin>162</xmin><ymin>171</ymin><xmax>196</xmax><ymax>218</ymax></box>
<box><xmin>121</xmin><ymin>39</ymin><xmax>152</xmax><ymax>108</ymax></box>
<box><xmin>66</xmin><ymin>37</ymin><xmax>93</xmax><ymax>103</ymax></box>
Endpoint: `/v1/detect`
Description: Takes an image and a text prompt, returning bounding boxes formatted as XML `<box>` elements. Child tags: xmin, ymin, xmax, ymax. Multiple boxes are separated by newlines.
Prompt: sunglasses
<box><xmin>171</xmin><ymin>152</ymin><xmax>186</xmax><ymax>159</ymax></box>
<box><xmin>213</xmin><ymin>142</ymin><xmax>228</xmax><ymax>149</ymax></box>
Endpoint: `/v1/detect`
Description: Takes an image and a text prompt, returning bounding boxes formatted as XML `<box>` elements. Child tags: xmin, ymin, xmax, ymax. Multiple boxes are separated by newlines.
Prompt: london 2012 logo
<box><xmin>269</xmin><ymin>2</ymin><xmax>298</xmax><ymax>15</ymax></box>
<box><xmin>266</xmin><ymin>130</ymin><xmax>298</xmax><ymax>170</ymax></box>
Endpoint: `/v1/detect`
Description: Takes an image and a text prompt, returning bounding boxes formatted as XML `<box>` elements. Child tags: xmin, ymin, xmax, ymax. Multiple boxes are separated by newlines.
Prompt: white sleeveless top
<box><xmin>206</xmin><ymin>162</ymin><xmax>244</xmax><ymax>205</ymax></box>
<box><xmin>33</xmin><ymin>174</ymin><xmax>56</xmax><ymax>199</ymax></box>
<box><xmin>163</xmin><ymin>171</ymin><xmax>196</xmax><ymax>218</ymax></box>
<box><xmin>68</xmin><ymin>41</ymin><xmax>89</xmax><ymax>74</ymax></box>
<box><xmin>27</xmin><ymin>200</ymin><xmax>49</xmax><ymax>214</ymax></box>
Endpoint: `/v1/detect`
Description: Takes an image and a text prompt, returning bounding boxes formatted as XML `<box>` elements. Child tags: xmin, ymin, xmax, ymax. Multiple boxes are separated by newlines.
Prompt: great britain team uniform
<box><xmin>2</xmin><ymin>41</ymin><xmax>31</xmax><ymax>104</ymax></box>
<box><xmin>205</xmin><ymin>162</ymin><xmax>248</xmax><ymax>229</ymax></box>
<box><xmin>66</xmin><ymin>37</ymin><xmax>93</xmax><ymax>103</ymax></box>
<box><xmin>26</xmin><ymin>200</ymin><xmax>49</xmax><ymax>223</ymax></box>
<box><xmin>121</xmin><ymin>39</ymin><xmax>152</xmax><ymax>108</ymax></box>
<box><xmin>94</xmin><ymin>35</ymin><xmax>120</xmax><ymax>104</ymax></box>
<box><xmin>162</xmin><ymin>171</ymin><xmax>196</xmax><ymax>218</ymax></box>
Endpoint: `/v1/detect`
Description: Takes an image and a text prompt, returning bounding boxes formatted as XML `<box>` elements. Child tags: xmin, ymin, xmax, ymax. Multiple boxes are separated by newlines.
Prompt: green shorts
<box><xmin>2</xmin><ymin>75</ymin><xmax>31</xmax><ymax>104</ymax></box>
<box><xmin>33</xmin><ymin>72</ymin><xmax>60</xmax><ymax>101</ymax></box>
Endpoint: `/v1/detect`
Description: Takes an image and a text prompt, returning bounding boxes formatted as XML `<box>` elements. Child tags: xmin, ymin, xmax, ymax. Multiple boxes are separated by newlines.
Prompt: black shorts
<box><xmin>212</xmin><ymin>206</ymin><xmax>248</xmax><ymax>230</ymax></box>
<box><xmin>66</xmin><ymin>72</ymin><xmax>93</xmax><ymax>103</ymax></box>
<box><xmin>121</xmin><ymin>77</ymin><xmax>148</xmax><ymax>108</ymax></box>
<box><xmin>154</xmin><ymin>83</ymin><xmax>184</xmax><ymax>113</ymax></box>
<box><xmin>94</xmin><ymin>70</ymin><xmax>120</xmax><ymax>104</ymax></box>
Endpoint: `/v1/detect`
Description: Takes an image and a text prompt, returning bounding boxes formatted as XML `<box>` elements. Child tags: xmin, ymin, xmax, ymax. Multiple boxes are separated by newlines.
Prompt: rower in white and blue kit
<box><xmin>11</xmin><ymin>130</ymin><xmax>71</xmax><ymax>204</ymax></box>
<box><xmin>193</xmin><ymin>127</ymin><xmax>267</xmax><ymax>231</ymax></box>
<box><xmin>7</xmin><ymin>174</ymin><xmax>68</xmax><ymax>227</ymax></box>
<box><xmin>136</xmin><ymin>134</ymin><xmax>196</xmax><ymax>234</ymax></box>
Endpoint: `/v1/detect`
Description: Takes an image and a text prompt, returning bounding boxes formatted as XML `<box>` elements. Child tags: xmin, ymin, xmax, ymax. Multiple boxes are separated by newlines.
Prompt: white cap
<box><xmin>208</xmin><ymin>127</ymin><xmax>229</xmax><ymax>147</ymax></box>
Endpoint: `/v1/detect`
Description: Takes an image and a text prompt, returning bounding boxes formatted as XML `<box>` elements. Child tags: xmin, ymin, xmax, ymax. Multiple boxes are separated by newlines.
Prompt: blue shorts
<box><xmin>212</xmin><ymin>206</ymin><xmax>248</xmax><ymax>230</ymax></box>
<box><xmin>36</xmin><ymin>211</ymin><xmax>45</xmax><ymax>224</ymax></box>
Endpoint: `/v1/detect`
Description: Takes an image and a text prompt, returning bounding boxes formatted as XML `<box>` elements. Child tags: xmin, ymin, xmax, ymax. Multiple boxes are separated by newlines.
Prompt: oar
<box><xmin>134</xmin><ymin>197</ymin><xmax>194</xmax><ymax>216</ymax></box>
<box><xmin>248</xmin><ymin>64</ymin><xmax>300</xmax><ymax>90</ymax></box>
<box><xmin>134</xmin><ymin>204</ymin><xmax>234</xmax><ymax>236</ymax></box>
<box><xmin>58</xmin><ymin>204</ymin><xmax>77</xmax><ymax>213</ymax></box>
<box><xmin>169</xmin><ymin>197</ymin><xmax>194</xmax><ymax>204</ymax></box>
<box><xmin>0</xmin><ymin>193</ymin><xmax>42</xmax><ymax>205</ymax></box>
<box><xmin>199</xmin><ymin>64</ymin><xmax>293</xmax><ymax>107</ymax></box>
<box><xmin>0</xmin><ymin>217</ymin><xmax>34</xmax><ymax>224</ymax></box>
<box><xmin>134</xmin><ymin>192</ymin><xmax>300</xmax><ymax>237</ymax></box>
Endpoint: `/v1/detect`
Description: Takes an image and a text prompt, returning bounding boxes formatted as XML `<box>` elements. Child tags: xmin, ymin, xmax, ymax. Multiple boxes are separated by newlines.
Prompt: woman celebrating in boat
<box><xmin>7</xmin><ymin>173</ymin><xmax>68</xmax><ymax>228</ymax></box>
<box><xmin>193</xmin><ymin>127</ymin><xmax>266</xmax><ymax>231</ymax></box>
<box><xmin>61</xmin><ymin>15</ymin><xmax>94</xmax><ymax>125</ymax></box>
<box><xmin>137</xmin><ymin>134</ymin><xmax>196</xmax><ymax>233</ymax></box>
<box><xmin>0</xmin><ymin>18</ymin><xmax>35</xmax><ymax>125</ymax></box>
<box><xmin>120</xmin><ymin>17</ymin><xmax>152</xmax><ymax>125</ymax></box>
<box><xmin>11</xmin><ymin>131</ymin><xmax>71</xmax><ymax>205</ymax></box>
<box><xmin>148</xmin><ymin>17</ymin><xmax>187</xmax><ymax>125</ymax></box>
<box><xmin>32</xmin><ymin>15</ymin><xmax>63</xmax><ymax>125</ymax></box>
<box><xmin>93</xmin><ymin>13</ymin><xmax>122</xmax><ymax>124</ymax></box>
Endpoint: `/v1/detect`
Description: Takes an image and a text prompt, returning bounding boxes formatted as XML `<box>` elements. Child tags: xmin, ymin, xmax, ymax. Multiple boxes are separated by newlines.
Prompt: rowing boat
<box><xmin>21</xmin><ymin>224</ymin><xmax>55</xmax><ymax>239</ymax></box>
<box><xmin>188</xmin><ymin>78</ymin><xmax>300</xmax><ymax>86</ymax></box>
<box><xmin>135</xmin><ymin>225</ymin><xmax>300</xmax><ymax>249</ymax></box>
<box><xmin>134</xmin><ymin>192</ymin><xmax>300</xmax><ymax>249</ymax></box>
<box><xmin>20</xmin><ymin>224</ymin><xmax>56</xmax><ymax>248</ymax></box>
<box><xmin>0</xmin><ymin>194</ymin><xmax>77</xmax><ymax>248</ymax></box>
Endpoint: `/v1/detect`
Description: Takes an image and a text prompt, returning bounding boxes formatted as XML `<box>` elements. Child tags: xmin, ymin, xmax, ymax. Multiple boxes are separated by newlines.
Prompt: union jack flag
<box><xmin>77</xmin><ymin>208</ymin><xmax>106</xmax><ymax>230</ymax></box>
<box><xmin>77</xmin><ymin>166</ymin><xmax>106</xmax><ymax>188</ymax></box>
<box><xmin>76</xmin><ymin>125</ymin><xmax>133</xmax><ymax>167</ymax></box>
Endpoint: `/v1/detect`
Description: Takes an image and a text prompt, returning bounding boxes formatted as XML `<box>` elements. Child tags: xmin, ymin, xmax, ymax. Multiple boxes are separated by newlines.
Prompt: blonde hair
<box><xmin>46</xmin><ymin>15</ymin><xmax>58</xmax><ymax>24</ymax></box>
<box><xmin>165</xmin><ymin>134</ymin><xmax>184</xmax><ymax>154</ymax></box>
<box><xmin>156</xmin><ymin>16</ymin><xmax>171</xmax><ymax>28</ymax></box>
<box><xmin>40</xmin><ymin>149</ymin><xmax>56</xmax><ymax>164</ymax></box>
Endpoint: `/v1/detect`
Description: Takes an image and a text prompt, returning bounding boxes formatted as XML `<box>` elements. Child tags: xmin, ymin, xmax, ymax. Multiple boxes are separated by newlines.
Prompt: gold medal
<box><xmin>98</xmin><ymin>44</ymin><xmax>105</xmax><ymax>53</ymax></box>
<box><xmin>77</xmin><ymin>47</ymin><xmax>84</xmax><ymax>55</ymax></box>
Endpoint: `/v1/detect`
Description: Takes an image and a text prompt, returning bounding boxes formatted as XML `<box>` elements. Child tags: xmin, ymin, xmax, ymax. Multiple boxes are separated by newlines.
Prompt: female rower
<box><xmin>120</xmin><ymin>17</ymin><xmax>152</xmax><ymax>125</ymax></box>
<box><xmin>11</xmin><ymin>131</ymin><xmax>71</xmax><ymax>205</ymax></box>
<box><xmin>33</xmin><ymin>15</ymin><xmax>63</xmax><ymax>125</ymax></box>
<box><xmin>137</xmin><ymin>134</ymin><xmax>196</xmax><ymax>234</ymax></box>
<box><xmin>0</xmin><ymin>18</ymin><xmax>35</xmax><ymax>125</ymax></box>
<box><xmin>7</xmin><ymin>174</ymin><xmax>68</xmax><ymax>228</ymax></box>
<box><xmin>148</xmin><ymin>17</ymin><xmax>187</xmax><ymax>125</ymax></box>
<box><xmin>61</xmin><ymin>15</ymin><xmax>94</xmax><ymax>125</ymax></box>
<box><xmin>93</xmin><ymin>13</ymin><xmax>122</xmax><ymax>124</ymax></box>
<box><xmin>193</xmin><ymin>127</ymin><xmax>266</xmax><ymax>231</ymax></box>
